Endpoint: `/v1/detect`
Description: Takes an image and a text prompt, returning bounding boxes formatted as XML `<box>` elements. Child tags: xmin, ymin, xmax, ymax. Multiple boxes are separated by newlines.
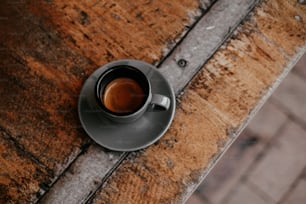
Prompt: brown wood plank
<box><xmin>0</xmin><ymin>2</ymin><xmax>95</xmax><ymax>172</ymax></box>
<box><xmin>91</xmin><ymin>0</ymin><xmax>306</xmax><ymax>203</ymax></box>
<box><xmin>0</xmin><ymin>128</ymin><xmax>51</xmax><ymax>203</ymax></box>
<box><xmin>26</xmin><ymin>0</ymin><xmax>203</xmax><ymax>65</ymax></box>
<box><xmin>0</xmin><ymin>0</ymin><xmax>205</xmax><ymax>202</ymax></box>
<box><xmin>0</xmin><ymin>47</ymin><xmax>88</xmax><ymax>172</ymax></box>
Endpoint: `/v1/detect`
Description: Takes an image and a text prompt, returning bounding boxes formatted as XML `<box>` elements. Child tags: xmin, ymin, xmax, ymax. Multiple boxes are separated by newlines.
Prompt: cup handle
<box><xmin>149</xmin><ymin>94</ymin><xmax>170</xmax><ymax>111</ymax></box>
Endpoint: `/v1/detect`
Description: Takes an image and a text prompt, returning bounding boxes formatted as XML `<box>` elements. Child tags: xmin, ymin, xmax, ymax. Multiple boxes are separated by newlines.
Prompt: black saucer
<box><xmin>78</xmin><ymin>60</ymin><xmax>176</xmax><ymax>151</ymax></box>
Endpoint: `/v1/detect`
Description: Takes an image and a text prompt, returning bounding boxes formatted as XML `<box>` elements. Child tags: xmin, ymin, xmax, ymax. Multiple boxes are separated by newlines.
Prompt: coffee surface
<box><xmin>102</xmin><ymin>77</ymin><xmax>145</xmax><ymax>114</ymax></box>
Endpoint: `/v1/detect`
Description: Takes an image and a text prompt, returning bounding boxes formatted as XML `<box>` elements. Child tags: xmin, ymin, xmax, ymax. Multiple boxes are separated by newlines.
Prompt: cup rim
<box><xmin>95</xmin><ymin>65</ymin><xmax>151</xmax><ymax>119</ymax></box>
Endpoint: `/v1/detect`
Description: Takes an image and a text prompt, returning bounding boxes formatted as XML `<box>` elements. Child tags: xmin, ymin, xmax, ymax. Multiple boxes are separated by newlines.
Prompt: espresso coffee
<box><xmin>102</xmin><ymin>77</ymin><xmax>145</xmax><ymax>114</ymax></box>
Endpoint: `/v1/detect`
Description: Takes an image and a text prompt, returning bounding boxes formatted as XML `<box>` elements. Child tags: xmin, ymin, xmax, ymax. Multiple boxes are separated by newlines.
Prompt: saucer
<box><xmin>78</xmin><ymin>60</ymin><xmax>176</xmax><ymax>151</ymax></box>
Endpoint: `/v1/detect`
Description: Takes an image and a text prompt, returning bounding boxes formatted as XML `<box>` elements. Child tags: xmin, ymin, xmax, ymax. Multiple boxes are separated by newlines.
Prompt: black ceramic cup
<box><xmin>96</xmin><ymin>62</ymin><xmax>170</xmax><ymax>123</ymax></box>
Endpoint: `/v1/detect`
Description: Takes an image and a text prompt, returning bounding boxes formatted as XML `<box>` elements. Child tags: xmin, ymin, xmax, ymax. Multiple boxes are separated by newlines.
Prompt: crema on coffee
<box><xmin>102</xmin><ymin>77</ymin><xmax>145</xmax><ymax>114</ymax></box>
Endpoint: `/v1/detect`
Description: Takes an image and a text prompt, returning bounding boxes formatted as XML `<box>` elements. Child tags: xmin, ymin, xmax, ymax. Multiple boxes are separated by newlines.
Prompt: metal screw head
<box><xmin>294</xmin><ymin>15</ymin><xmax>302</xmax><ymax>21</ymax></box>
<box><xmin>177</xmin><ymin>59</ymin><xmax>187</xmax><ymax>68</ymax></box>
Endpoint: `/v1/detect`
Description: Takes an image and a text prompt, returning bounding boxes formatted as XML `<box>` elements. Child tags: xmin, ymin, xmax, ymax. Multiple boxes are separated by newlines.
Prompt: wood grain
<box><xmin>92</xmin><ymin>0</ymin><xmax>306</xmax><ymax>203</ymax></box>
<box><xmin>0</xmin><ymin>0</ymin><xmax>203</xmax><ymax>202</ymax></box>
<box><xmin>0</xmin><ymin>128</ymin><xmax>51</xmax><ymax>203</ymax></box>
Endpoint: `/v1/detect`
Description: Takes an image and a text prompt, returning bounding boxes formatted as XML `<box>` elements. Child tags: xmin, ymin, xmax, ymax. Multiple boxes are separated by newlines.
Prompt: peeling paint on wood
<box><xmin>91</xmin><ymin>0</ymin><xmax>306</xmax><ymax>203</ymax></box>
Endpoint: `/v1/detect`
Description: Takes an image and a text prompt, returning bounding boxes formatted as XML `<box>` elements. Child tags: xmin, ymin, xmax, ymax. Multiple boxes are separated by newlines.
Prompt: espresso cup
<box><xmin>96</xmin><ymin>64</ymin><xmax>170</xmax><ymax>123</ymax></box>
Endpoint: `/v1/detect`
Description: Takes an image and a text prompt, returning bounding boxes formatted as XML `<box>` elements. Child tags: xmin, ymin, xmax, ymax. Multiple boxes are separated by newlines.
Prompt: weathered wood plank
<box><xmin>91</xmin><ymin>0</ymin><xmax>306</xmax><ymax>203</ymax></box>
<box><xmin>0</xmin><ymin>0</ymin><xmax>205</xmax><ymax>202</ymax></box>
<box><xmin>0</xmin><ymin>49</ymin><xmax>88</xmax><ymax>172</ymax></box>
<box><xmin>0</xmin><ymin>128</ymin><xmax>51</xmax><ymax>203</ymax></box>
<box><xmin>39</xmin><ymin>145</ymin><xmax>122</xmax><ymax>204</ymax></box>
<box><xmin>160</xmin><ymin>0</ymin><xmax>258</xmax><ymax>93</ymax></box>
<box><xmin>0</xmin><ymin>2</ymin><xmax>94</xmax><ymax>173</ymax></box>
<box><xmin>30</xmin><ymin>0</ymin><xmax>204</xmax><ymax>66</ymax></box>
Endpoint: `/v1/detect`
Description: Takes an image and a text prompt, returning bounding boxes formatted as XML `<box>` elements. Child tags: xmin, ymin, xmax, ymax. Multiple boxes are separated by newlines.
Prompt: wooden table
<box><xmin>0</xmin><ymin>0</ymin><xmax>305</xmax><ymax>203</ymax></box>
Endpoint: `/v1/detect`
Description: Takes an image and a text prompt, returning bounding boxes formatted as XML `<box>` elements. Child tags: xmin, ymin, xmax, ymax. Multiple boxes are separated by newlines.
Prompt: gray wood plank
<box><xmin>160</xmin><ymin>0</ymin><xmax>258</xmax><ymax>93</ymax></box>
<box><xmin>40</xmin><ymin>145</ymin><xmax>123</xmax><ymax>204</ymax></box>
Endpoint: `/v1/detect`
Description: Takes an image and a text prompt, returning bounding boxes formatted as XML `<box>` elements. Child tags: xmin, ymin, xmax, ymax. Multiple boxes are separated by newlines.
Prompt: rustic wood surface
<box><xmin>40</xmin><ymin>0</ymin><xmax>260</xmax><ymax>203</ymax></box>
<box><xmin>0</xmin><ymin>0</ymin><xmax>210</xmax><ymax>202</ymax></box>
<box><xmin>0</xmin><ymin>0</ymin><xmax>305</xmax><ymax>203</ymax></box>
<box><xmin>91</xmin><ymin>0</ymin><xmax>306</xmax><ymax>203</ymax></box>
